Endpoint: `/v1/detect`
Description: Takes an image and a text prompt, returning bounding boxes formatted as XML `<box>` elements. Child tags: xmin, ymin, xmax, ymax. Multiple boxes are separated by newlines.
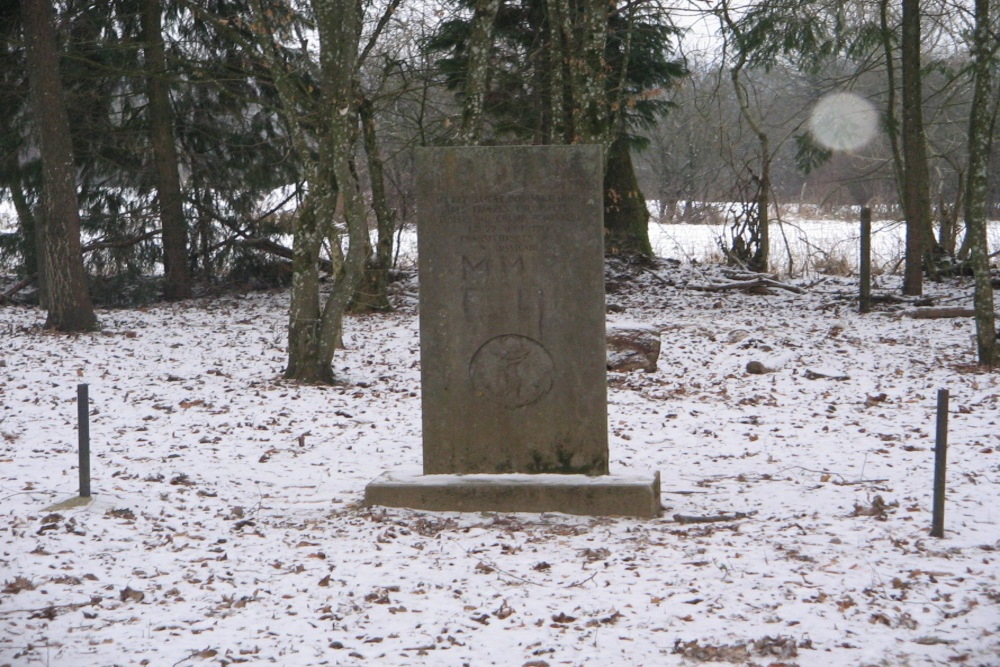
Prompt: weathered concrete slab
<box><xmin>416</xmin><ymin>145</ymin><xmax>609</xmax><ymax>475</ymax></box>
<box><xmin>364</xmin><ymin>470</ymin><xmax>661</xmax><ymax>518</ymax></box>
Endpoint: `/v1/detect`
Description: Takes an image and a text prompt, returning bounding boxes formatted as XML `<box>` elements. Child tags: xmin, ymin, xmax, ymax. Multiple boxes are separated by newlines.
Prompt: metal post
<box><xmin>77</xmin><ymin>383</ymin><xmax>91</xmax><ymax>497</ymax></box>
<box><xmin>859</xmin><ymin>207</ymin><xmax>872</xmax><ymax>314</ymax></box>
<box><xmin>930</xmin><ymin>388</ymin><xmax>949</xmax><ymax>537</ymax></box>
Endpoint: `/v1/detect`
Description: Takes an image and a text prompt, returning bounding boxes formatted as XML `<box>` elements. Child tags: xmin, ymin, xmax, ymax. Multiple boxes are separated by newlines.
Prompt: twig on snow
<box><xmin>0</xmin><ymin>596</ymin><xmax>101</xmax><ymax>617</ymax></box>
<box><xmin>566</xmin><ymin>572</ymin><xmax>599</xmax><ymax>588</ymax></box>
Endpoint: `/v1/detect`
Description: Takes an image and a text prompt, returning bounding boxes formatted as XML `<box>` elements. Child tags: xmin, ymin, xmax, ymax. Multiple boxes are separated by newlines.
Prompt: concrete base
<box><xmin>364</xmin><ymin>469</ymin><xmax>661</xmax><ymax>518</ymax></box>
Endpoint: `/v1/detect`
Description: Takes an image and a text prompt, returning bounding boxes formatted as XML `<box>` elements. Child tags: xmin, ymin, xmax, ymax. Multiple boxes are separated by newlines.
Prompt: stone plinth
<box><xmin>365</xmin><ymin>470</ymin><xmax>661</xmax><ymax>519</ymax></box>
<box><xmin>363</xmin><ymin>145</ymin><xmax>660</xmax><ymax>518</ymax></box>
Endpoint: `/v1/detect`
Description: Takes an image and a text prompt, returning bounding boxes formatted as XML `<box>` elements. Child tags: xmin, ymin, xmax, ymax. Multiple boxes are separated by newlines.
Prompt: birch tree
<box><xmin>250</xmin><ymin>0</ymin><xmax>368</xmax><ymax>383</ymax></box>
<box><xmin>963</xmin><ymin>0</ymin><xmax>997</xmax><ymax>367</ymax></box>
<box><xmin>456</xmin><ymin>0</ymin><xmax>500</xmax><ymax>144</ymax></box>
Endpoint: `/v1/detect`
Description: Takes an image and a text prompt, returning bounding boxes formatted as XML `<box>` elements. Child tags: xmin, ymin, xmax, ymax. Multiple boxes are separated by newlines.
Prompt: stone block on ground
<box><xmin>607</xmin><ymin>323</ymin><xmax>661</xmax><ymax>372</ymax></box>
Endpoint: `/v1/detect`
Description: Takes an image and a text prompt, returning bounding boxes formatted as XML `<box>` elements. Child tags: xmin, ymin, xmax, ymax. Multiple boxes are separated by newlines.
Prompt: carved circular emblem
<box><xmin>469</xmin><ymin>334</ymin><xmax>554</xmax><ymax>409</ymax></box>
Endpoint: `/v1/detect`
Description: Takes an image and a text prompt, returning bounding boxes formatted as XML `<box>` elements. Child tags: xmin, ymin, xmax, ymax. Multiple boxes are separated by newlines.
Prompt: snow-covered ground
<box><xmin>1</xmin><ymin>256</ymin><xmax>998</xmax><ymax>666</ymax></box>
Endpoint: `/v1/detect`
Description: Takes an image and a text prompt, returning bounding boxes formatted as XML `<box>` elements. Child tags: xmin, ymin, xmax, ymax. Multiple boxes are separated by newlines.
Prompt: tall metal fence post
<box><xmin>859</xmin><ymin>207</ymin><xmax>872</xmax><ymax>314</ymax></box>
<box><xmin>930</xmin><ymin>388</ymin><xmax>949</xmax><ymax>537</ymax></box>
<box><xmin>77</xmin><ymin>383</ymin><xmax>91</xmax><ymax>497</ymax></box>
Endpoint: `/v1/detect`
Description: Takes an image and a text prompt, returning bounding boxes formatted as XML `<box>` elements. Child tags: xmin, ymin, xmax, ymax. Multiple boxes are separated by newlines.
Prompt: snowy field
<box><xmin>1</xmin><ymin>246</ymin><xmax>999</xmax><ymax>665</ymax></box>
<box><xmin>393</xmin><ymin>218</ymin><xmax>1000</xmax><ymax>276</ymax></box>
<box><xmin>648</xmin><ymin>219</ymin><xmax>914</xmax><ymax>274</ymax></box>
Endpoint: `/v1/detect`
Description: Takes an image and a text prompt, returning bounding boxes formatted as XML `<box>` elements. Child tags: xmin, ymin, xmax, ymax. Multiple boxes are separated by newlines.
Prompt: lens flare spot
<box><xmin>809</xmin><ymin>92</ymin><xmax>878</xmax><ymax>152</ymax></box>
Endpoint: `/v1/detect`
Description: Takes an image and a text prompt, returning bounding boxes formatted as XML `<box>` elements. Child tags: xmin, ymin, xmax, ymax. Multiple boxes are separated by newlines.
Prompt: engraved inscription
<box><xmin>460</xmin><ymin>255</ymin><xmax>525</xmax><ymax>280</ymax></box>
<box><xmin>462</xmin><ymin>256</ymin><xmax>488</xmax><ymax>279</ymax></box>
<box><xmin>446</xmin><ymin>192</ymin><xmax>562</xmax><ymax>256</ymax></box>
<box><xmin>469</xmin><ymin>334</ymin><xmax>554</xmax><ymax>409</ymax></box>
<box><xmin>462</xmin><ymin>287</ymin><xmax>545</xmax><ymax>334</ymax></box>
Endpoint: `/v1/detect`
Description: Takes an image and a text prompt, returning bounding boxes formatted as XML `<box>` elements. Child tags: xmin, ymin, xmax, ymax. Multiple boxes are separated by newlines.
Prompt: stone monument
<box><xmin>364</xmin><ymin>145</ymin><xmax>660</xmax><ymax>517</ymax></box>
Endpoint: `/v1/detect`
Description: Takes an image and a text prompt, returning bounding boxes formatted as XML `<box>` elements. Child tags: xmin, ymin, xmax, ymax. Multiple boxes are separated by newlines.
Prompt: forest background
<box><xmin>1</xmin><ymin>0</ymin><xmax>999</xmax><ymax>373</ymax></box>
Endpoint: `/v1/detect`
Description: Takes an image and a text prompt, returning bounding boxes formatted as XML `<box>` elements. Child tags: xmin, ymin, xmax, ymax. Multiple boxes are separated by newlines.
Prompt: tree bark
<box><xmin>457</xmin><ymin>0</ymin><xmax>500</xmax><ymax>144</ymax></box>
<box><xmin>310</xmin><ymin>0</ymin><xmax>369</xmax><ymax>378</ymax></box>
<box><xmin>249</xmin><ymin>0</ymin><xmax>369</xmax><ymax>383</ymax></box>
<box><xmin>572</xmin><ymin>0</ymin><xmax>609</xmax><ymax>145</ymax></box>
<box><xmin>879</xmin><ymin>0</ymin><xmax>905</xmax><ymax>207</ymax></box>
<box><xmin>351</xmin><ymin>96</ymin><xmax>395</xmax><ymax>313</ymax></box>
<box><xmin>21</xmin><ymin>0</ymin><xmax>97</xmax><ymax>331</ymax></box>
<box><xmin>284</xmin><ymin>199</ymin><xmax>329</xmax><ymax>382</ymax></box>
<box><xmin>964</xmin><ymin>0</ymin><xmax>997</xmax><ymax>367</ymax></box>
<box><xmin>900</xmin><ymin>0</ymin><xmax>933</xmax><ymax>296</ymax></box>
<box><xmin>545</xmin><ymin>0</ymin><xmax>570</xmax><ymax>143</ymax></box>
<box><xmin>603</xmin><ymin>135</ymin><xmax>651</xmax><ymax>256</ymax></box>
<box><xmin>142</xmin><ymin>0</ymin><xmax>191</xmax><ymax>301</ymax></box>
<box><xmin>722</xmin><ymin>3</ymin><xmax>770</xmax><ymax>273</ymax></box>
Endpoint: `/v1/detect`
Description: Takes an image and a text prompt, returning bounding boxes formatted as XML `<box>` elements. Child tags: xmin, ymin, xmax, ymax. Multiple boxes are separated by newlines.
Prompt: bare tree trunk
<box><xmin>311</xmin><ymin>0</ymin><xmax>368</xmax><ymax>373</ymax></box>
<box><xmin>142</xmin><ymin>0</ymin><xmax>191</xmax><ymax>301</ymax></box>
<box><xmin>721</xmin><ymin>3</ymin><xmax>770</xmax><ymax>273</ymax></box>
<box><xmin>22</xmin><ymin>0</ymin><xmax>97</xmax><ymax>331</ymax></box>
<box><xmin>351</xmin><ymin>96</ymin><xmax>395</xmax><ymax>313</ymax></box>
<box><xmin>964</xmin><ymin>0</ymin><xmax>997</xmax><ymax>367</ymax></box>
<box><xmin>545</xmin><ymin>0</ymin><xmax>570</xmax><ymax>143</ymax></box>
<box><xmin>284</xmin><ymin>199</ymin><xmax>330</xmax><ymax>382</ymax></box>
<box><xmin>900</xmin><ymin>0</ymin><xmax>933</xmax><ymax>295</ymax></box>
<box><xmin>571</xmin><ymin>0</ymin><xmax>609</xmax><ymax>146</ymax></box>
<box><xmin>457</xmin><ymin>0</ymin><xmax>500</xmax><ymax>144</ymax></box>
<box><xmin>879</xmin><ymin>0</ymin><xmax>905</xmax><ymax>205</ymax></box>
<box><xmin>3</xmin><ymin>158</ymin><xmax>40</xmax><ymax>283</ymax></box>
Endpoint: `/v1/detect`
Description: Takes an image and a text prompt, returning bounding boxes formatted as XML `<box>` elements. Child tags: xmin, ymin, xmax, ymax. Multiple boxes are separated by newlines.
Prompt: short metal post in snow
<box><xmin>859</xmin><ymin>207</ymin><xmax>872</xmax><ymax>314</ymax></box>
<box><xmin>77</xmin><ymin>383</ymin><xmax>91</xmax><ymax>498</ymax></box>
<box><xmin>930</xmin><ymin>388</ymin><xmax>949</xmax><ymax>538</ymax></box>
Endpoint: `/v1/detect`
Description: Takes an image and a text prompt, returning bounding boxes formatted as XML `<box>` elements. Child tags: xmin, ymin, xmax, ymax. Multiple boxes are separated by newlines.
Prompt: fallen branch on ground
<box><xmin>673</xmin><ymin>511</ymin><xmax>758</xmax><ymax>524</ymax></box>
<box><xmin>0</xmin><ymin>274</ymin><xmax>36</xmax><ymax>303</ymax></box>
<box><xmin>720</xmin><ymin>268</ymin><xmax>779</xmax><ymax>281</ymax></box>
<box><xmin>818</xmin><ymin>293</ymin><xmax>937</xmax><ymax>309</ymax></box>
<box><xmin>686</xmin><ymin>278</ymin><xmax>805</xmax><ymax>295</ymax></box>
<box><xmin>833</xmin><ymin>478</ymin><xmax>888</xmax><ymax>486</ymax></box>
<box><xmin>899</xmin><ymin>307</ymin><xmax>993</xmax><ymax>319</ymax></box>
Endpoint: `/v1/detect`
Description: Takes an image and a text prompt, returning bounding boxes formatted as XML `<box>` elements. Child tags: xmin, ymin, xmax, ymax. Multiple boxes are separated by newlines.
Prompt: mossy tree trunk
<box><xmin>251</xmin><ymin>0</ymin><xmax>368</xmax><ymax>383</ymax></box>
<box><xmin>964</xmin><ymin>0</ymin><xmax>997</xmax><ymax>367</ymax></box>
<box><xmin>603</xmin><ymin>136</ymin><xmax>651</xmax><ymax>257</ymax></box>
